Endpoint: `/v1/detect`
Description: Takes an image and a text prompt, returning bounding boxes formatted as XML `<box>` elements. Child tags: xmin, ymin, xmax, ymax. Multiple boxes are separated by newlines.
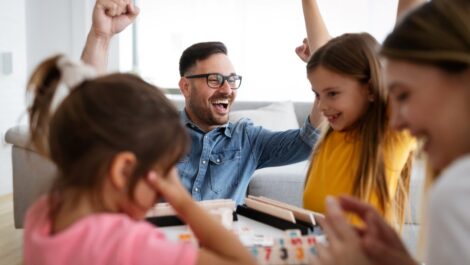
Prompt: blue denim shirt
<box><xmin>177</xmin><ymin>110</ymin><xmax>320</xmax><ymax>204</ymax></box>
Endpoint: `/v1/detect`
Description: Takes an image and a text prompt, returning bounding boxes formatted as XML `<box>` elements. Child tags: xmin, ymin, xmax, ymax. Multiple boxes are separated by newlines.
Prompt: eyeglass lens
<box><xmin>208</xmin><ymin>74</ymin><xmax>241</xmax><ymax>88</ymax></box>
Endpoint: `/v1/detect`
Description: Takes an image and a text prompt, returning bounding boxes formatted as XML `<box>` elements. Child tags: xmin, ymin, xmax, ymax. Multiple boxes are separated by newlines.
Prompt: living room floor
<box><xmin>0</xmin><ymin>194</ymin><xmax>23</xmax><ymax>265</ymax></box>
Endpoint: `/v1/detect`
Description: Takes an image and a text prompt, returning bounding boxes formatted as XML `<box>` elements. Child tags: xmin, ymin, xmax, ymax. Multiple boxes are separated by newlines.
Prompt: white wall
<box><xmin>0</xmin><ymin>0</ymin><xmax>78</xmax><ymax>196</ymax></box>
<box><xmin>0</xmin><ymin>0</ymin><xmax>121</xmax><ymax>196</ymax></box>
<box><xmin>25</xmin><ymin>0</ymin><xmax>120</xmax><ymax>75</ymax></box>
<box><xmin>0</xmin><ymin>0</ymin><xmax>27</xmax><ymax>196</ymax></box>
<box><xmin>25</xmin><ymin>0</ymin><xmax>90</xmax><ymax>75</ymax></box>
<box><xmin>135</xmin><ymin>0</ymin><xmax>398</xmax><ymax>102</ymax></box>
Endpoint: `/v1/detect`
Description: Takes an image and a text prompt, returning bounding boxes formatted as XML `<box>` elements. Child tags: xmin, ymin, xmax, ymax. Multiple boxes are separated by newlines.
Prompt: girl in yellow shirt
<box><xmin>296</xmin><ymin>0</ymin><xmax>417</xmax><ymax>228</ymax></box>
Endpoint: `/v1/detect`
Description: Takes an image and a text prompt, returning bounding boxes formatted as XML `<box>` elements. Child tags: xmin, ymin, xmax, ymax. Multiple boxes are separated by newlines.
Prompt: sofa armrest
<box><xmin>6</xmin><ymin>125</ymin><xmax>56</xmax><ymax>228</ymax></box>
<box><xmin>5</xmin><ymin>125</ymin><xmax>32</xmax><ymax>151</ymax></box>
<box><xmin>10</xmin><ymin>145</ymin><xmax>56</xmax><ymax>228</ymax></box>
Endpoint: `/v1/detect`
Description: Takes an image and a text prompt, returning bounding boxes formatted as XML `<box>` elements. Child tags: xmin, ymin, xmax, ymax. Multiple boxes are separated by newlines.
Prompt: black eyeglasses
<box><xmin>185</xmin><ymin>73</ymin><xmax>242</xmax><ymax>89</ymax></box>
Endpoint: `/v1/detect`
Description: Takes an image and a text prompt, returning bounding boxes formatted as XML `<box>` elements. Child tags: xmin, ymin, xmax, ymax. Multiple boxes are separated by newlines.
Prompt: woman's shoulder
<box><xmin>429</xmin><ymin>154</ymin><xmax>470</xmax><ymax>218</ymax></box>
<box><xmin>431</xmin><ymin>154</ymin><xmax>470</xmax><ymax>202</ymax></box>
<box><xmin>427</xmin><ymin>155</ymin><xmax>470</xmax><ymax>264</ymax></box>
<box><xmin>426</xmin><ymin>155</ymin><xmax>470</xmax><ymax>264</ymax></box>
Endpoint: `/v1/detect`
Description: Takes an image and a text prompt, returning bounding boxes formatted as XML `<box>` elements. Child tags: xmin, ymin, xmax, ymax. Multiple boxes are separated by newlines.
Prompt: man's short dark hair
<box><xmin>179</xmin><ymin>41</ymin><xmax>228</xmax><ymax>76</ymax></box>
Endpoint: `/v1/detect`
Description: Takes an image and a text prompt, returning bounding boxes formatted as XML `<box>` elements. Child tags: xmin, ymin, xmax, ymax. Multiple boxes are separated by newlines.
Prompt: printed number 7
<box><xmin>280</xmin><ymin>247</ymin><xmax>288</xmax><ymax>260</ymax></box>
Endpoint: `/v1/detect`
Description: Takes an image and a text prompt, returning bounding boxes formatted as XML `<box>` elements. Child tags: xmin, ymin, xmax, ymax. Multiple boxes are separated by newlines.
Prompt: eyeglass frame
<box><xmin>185</xmin><ymin>73</ymin><xmax>242</xmax><ymax>89</ymax></box>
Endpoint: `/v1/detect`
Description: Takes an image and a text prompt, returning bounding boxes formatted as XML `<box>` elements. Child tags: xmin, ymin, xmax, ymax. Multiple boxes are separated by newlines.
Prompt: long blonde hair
<box><xmin>306</xmin><ymin>33</ymin><xmax>413</xmax><ymax>228</ymax></box>
<box><xmin>381</xmin><ymin>0</ymin><xmax>470</xmax><ymax>255</ymax></box>
<box><xmin>382</xmin><ymin>0</ymin><xmax>470</xmax><ymax>176</ymax></box>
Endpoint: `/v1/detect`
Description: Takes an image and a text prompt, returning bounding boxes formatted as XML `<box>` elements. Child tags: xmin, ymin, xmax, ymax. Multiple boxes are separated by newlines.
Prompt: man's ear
<box><xmin>109</xmin><ymin>152</ymin><xmax>137</xmax><ymax>191</ymax></box>
<box><xmin>179</xmin><ymin>77</ymin><xmax>190</xmax><ymax>98</ymax></box>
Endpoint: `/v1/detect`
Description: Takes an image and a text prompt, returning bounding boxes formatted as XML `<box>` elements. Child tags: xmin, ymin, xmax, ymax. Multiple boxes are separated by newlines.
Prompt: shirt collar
<box><xmin>180</xmin><ymin>109</ymin><xmax>233</xmax><ymax>138</ymax></box>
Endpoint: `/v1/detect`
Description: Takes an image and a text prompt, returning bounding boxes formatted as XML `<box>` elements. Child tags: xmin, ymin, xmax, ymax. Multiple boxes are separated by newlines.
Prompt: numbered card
<box><xmin>249</xmin><ymin>233</ymin><xmax>322</xmax><ymax>265</ymax></box>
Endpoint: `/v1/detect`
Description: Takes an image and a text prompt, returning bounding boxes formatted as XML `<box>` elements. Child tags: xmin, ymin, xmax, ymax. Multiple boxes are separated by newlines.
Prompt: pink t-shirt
<box><xmin>24</xmin><ymin>196</ymin><xmax>197</xmax><ymax>265</ymax></box>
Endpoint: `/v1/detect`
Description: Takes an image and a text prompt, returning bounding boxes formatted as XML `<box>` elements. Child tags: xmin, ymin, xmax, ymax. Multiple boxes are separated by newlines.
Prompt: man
<box><xmin>83</xmin><ymin>0</ymin><xmax>322</xmax><ymax>204</ymax></box>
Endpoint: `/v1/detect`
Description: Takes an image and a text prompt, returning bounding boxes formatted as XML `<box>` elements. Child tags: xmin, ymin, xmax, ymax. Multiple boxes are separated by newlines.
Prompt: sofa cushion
<box><xmin>229</xmin><ymin>101</ymin><xmax>299</xmax><ymax>131</ymax></box>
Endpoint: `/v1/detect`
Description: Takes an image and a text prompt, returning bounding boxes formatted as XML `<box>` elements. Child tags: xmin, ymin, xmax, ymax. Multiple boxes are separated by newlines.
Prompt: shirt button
<box><xmin>202</xmin><ymin>160</ymin><xmax>206</xmax><ymax>164</ymax></box>
<box><xmin>216</xmin><ymin>159</ymin><xmax>220</xmax><ymax>163</ymax></box>
<box><xmin>194</xmin><ymin>187</ymin><xmax>199</xmax><ymax>192</ymax></box>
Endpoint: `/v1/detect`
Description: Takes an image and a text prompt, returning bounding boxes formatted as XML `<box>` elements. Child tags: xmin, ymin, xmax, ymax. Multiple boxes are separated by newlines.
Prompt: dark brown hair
<box><xmin>306</xmin><ymin>33</ymin><xmax>412</xmax><ymax>228</ymax></box>
<box><xmin>179</xmin><ymin>41</ymin><xmax>228</xmax><ymax>76</ymax></box>
<box><xmin>28</xmin><ymin>55</ymin><xmax>189</xmax><ymax>218</ymax></box>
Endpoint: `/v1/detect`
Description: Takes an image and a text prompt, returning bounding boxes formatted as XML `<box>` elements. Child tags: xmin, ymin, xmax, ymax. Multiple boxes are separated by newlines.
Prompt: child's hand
<box><xmin>146</xmin><ymin>169</ymin><xmax>193</xmax><ymax>214</ymax></box>
<box><xmin>311</xmin><ymin>197</ymin><xmax>373</xmax><ymax>265</ymax></box>
<box><xmin>310</xmin><ymin>99</ymin><xmax>324</xmax><ymax>128</ymax></box>
<box><xmin>295</xmin><ymin>38</ymin><xmax>311</xmax><ymax>63</ymax></box>
<box><xmin>338</xmin><ymin>196</ymin><xmax>418</xmax><ymax>265</ymax></box>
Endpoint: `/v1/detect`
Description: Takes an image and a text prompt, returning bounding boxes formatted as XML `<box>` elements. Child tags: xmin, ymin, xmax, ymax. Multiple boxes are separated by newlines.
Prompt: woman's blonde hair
<box><xmin>306</xmin><ymin>33</ymin><xmax>413</xmax><ymax>228</ymax></box>
<box><xmin>381</xmin><ymin>0</ymin><xmax>470</xmax><ymax>255</ymax></box>
<box><xmin>382</xmin><ymin>0</ymin><xmax>470</xmax><ymax>221</ymax></box>
<box><xmin>382</xmin><ymin>0</ymin><xmax>470</xmax><ymax>70</ymax></box>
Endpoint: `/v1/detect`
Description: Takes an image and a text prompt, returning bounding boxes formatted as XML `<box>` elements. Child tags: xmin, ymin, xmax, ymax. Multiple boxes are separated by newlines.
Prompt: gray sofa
<box><xmin>4</xmin><ymin>99</ymin><xmax>423</xmax><ymax>255</ymax></box>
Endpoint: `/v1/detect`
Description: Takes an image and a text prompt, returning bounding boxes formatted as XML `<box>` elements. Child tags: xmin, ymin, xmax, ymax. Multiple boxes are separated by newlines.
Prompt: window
<box><xmin>122</xmin><ymin>0</ymin><xmax>398</xmax><ymax>101</ymax></box>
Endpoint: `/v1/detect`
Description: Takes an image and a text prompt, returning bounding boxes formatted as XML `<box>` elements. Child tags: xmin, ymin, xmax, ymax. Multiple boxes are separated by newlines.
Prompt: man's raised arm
<box><xmin>81</xmin><ymin>0</ymin><xmax>139</xmax><ymax>74</ymax></box>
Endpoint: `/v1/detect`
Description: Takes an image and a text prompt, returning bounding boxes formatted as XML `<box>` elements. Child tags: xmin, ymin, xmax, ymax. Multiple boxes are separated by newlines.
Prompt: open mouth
<box><xmin>326</xmin><ymin>113</ymin><xmax>341</xmax><ymax>123</ymax></box>
<box><xmin>211</xmin><ymin>99</ymin><xmax>229</xmax><ymax>113</ymax></box>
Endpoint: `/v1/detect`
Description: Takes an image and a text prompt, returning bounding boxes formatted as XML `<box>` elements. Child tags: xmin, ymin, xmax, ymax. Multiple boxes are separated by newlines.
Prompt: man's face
<box><xmin>180</xmin><ymin>53</ymin><xmax>238</xmax><ymax>132</ymax></box>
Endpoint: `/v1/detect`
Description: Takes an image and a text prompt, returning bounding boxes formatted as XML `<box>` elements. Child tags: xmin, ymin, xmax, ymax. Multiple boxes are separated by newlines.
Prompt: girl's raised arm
<box><xmin>302</xmin><ymin>0</ymin><xmax>331</xmax><ymax>55</ymax></box>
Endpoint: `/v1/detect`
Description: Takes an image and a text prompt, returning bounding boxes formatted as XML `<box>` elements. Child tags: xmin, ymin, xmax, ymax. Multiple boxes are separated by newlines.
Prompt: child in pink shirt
<box><xmin>25</xmin><ymin>197</ymin><xmax>196</xmax><ymax>265</ymax></box>
<box><xmin>23</xmin><ymin>54</ymin><xmax>256</xmax><ymax>265</ymax></box>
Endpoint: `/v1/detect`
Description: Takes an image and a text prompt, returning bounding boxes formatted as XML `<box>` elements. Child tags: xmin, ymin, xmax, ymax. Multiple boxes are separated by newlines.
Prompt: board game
<box><xmin>146</xmin><ymin>197</ymin><xmax>326</xmax><ymax>264</ymax></box>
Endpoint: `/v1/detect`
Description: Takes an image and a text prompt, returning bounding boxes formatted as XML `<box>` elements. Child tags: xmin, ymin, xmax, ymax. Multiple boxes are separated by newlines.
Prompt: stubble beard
<box><xmin>188</xmin><ymin>96</ymin><xmax>228</xmax><ymax>127</ymax></box>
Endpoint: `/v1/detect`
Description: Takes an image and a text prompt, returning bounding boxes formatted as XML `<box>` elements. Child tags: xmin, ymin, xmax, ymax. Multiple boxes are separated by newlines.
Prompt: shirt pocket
<box><xmin>176</xmin><ymin>155</ymin><xmax>196</xmax><ymax>191</ymax></box>
<box><xmin>208</xmin><ymin>150</ymin><xmax>241</xmax><ymax>194</ymax></box>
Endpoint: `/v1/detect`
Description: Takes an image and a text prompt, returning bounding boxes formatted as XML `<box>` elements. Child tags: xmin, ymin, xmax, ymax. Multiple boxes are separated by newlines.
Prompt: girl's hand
<box><xmin>312</xmin><ymin>197</ymin><xmax>373</xmax><ymax>265</ymax></box>
<box><xmin>146</xmin><ymin>169</ymin><xmax>193</xmax><ymax>214</ymax></box>
<box><xmin>309</xmin><ymin>98</ymin><xmax>324</xmax><ymax>128</ymax></box>
<box><xmin>295</xmin><ymin>38</ymin><xmax>311</xmax><ymax>63</ymax></box>
<box><xmin>338</xmin><ymin>196</ymin><xmax>419</xmax><ymax>265</ymax></box>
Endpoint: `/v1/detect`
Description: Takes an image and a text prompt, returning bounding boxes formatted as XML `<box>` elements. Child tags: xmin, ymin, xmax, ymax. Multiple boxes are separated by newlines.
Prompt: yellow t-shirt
<box><xmin>303</xmin><ymin>130</ymin><xmax>415</xmax><ymax>224</ymax></box>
